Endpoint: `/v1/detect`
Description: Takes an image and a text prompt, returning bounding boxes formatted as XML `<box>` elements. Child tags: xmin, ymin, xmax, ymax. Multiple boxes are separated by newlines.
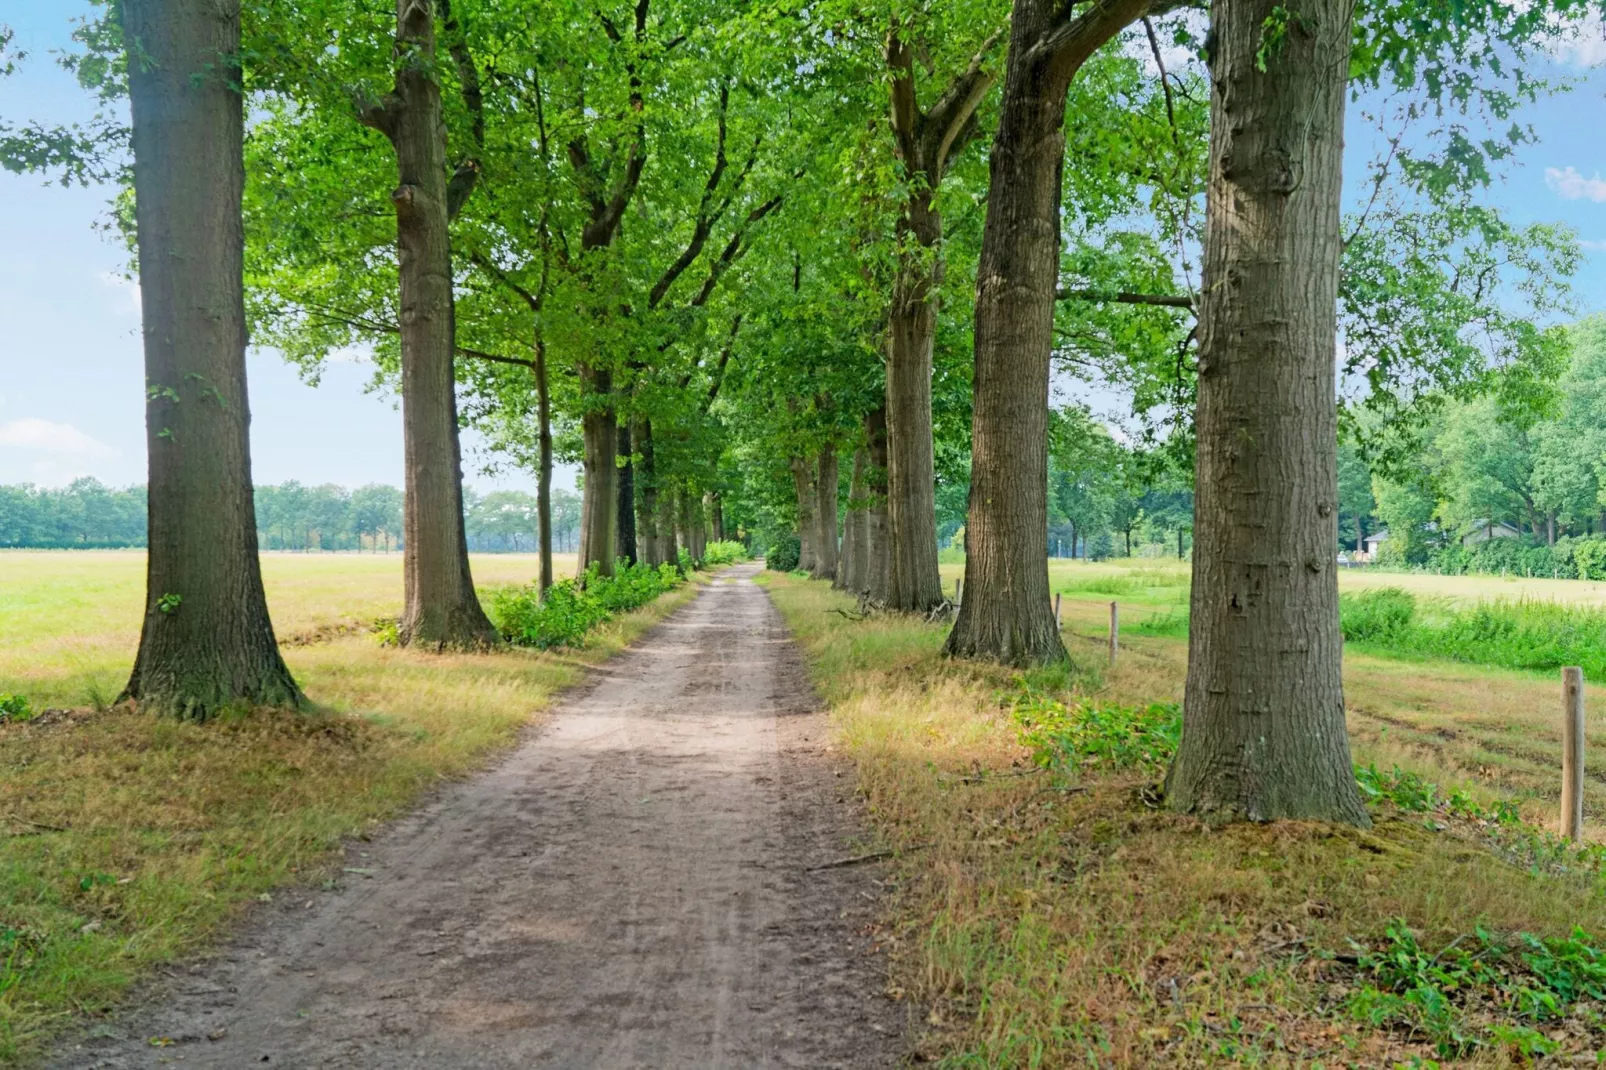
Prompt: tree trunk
<box><xmin>617</xmin><ymin>421</ymin><xmax>636</xmax><ymax>565</ymax></box>
<box><xmin>365</xmin><ymin>0</ymin><xmax>496</xmax><ymax>648</ymax></box>
<box><xmin>692</xmin><ymin>493</ymin><xmax>709</xmax><ymax>562</ymax></box>
<box><xmin>836</xmin><ymin>448</ymin><xmax>869</xmax><ymax>593</ymax></box>
<box><xmin>710</xmin><ymin>492</ymin><xmax>725</xmax><ymax>542</ymax></box>
<box><xmin>658</xmin><ymin>479</ymin><xmax>679</xmax><ymax>567</ymax></box>
<box><xmin>536</xmin><ymin>337</ymin><xmax>553</xmax><ymax>594</ymax></box>
<box><xmin>1163</xmin><ymin>0</ymin><xmax>1368</xmax><ymax>826</ymax></box>
<box><xmin>120</xmin><ymin>0</ymin><xmax>302</xmax><ymax>719</ymax></box>
<box><xmin>791</xmin><ymin>456</ymin><xmax>818</xmax><ymax>573</ymax></box>
<box><xmin>635</xmin><ymin>417</ymin><xmax>660</xmax><ymax>567</ymax></box>
<box><xmin>1548</xmin><ymin>512</ymin><xmax>1557</xmax><ymax>546</ymax></box>
<box><xmin>577</xmin><ymin>366</ymin><xmax>617</xmax><ymax>575</ymax></box>
<box><xmin>864</xmin><ymin>408</ymin><xmax>891</xmax><ymax>602</ymax></box>
<box><xmin>943</xmin><ymin>2</ymin><xmax>1074</xmax><ymax>665</ymax></box>
<box><xmin>884</xmin><ymin>192</ymin><xmax>945</xmax><ymax>612</ymax></box>
<box><xmin>812</xmin><ymin>448</ymin><xmax>839</xmax><ymax>581</ymax></box>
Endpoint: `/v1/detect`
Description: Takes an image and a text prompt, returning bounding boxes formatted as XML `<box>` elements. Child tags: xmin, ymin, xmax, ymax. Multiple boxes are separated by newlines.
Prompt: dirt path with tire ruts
<box><xmin>51</xmin><ymin>563</ymin><xmax>904</xmax><ymax>1069</ymax></box>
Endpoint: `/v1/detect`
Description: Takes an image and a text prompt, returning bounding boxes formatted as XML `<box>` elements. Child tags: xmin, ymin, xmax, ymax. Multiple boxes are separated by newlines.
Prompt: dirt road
<box><xmin>53</xmin><ymin>564</ymin><xmax>903</xmax><ymax>1069</ymax></box>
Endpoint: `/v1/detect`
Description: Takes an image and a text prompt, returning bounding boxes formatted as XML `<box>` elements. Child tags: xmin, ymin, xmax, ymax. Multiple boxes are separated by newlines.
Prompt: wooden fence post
<box><xmin>1053</xmin><ymin>593</ymin><xmax>1062</xmax><ymax>630</ymax></box>
<box><xmin>1108</xmin><ymin>602</ymin><xmax>1119</xmax><ymax>665</ymax></box>
<box><xmin>1563</xmin><ymin>666</ymin><xmax>1585</xmax><ymax>841</ymax></box>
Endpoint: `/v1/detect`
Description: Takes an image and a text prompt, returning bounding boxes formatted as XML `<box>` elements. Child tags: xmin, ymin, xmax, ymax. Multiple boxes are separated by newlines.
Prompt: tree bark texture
<box><xmin>657</xmin><ymin>478</ymin><xmax>679</xmax><ymax>566</ymax></box>
<box><xmin>364</xmin><ymin>0</ymin><xmax>496</xmax><ymax>648</ymax></box>
<box><xmin>536</xmin><ymin>338</ymin><xmax>554</xmax><ymax>594</ymax></box>
<box><xmin>944</xmin><ymin>0</ymin><xmax>1149</xmax><ymax>664</ymax></box>
<box><xmin>635</xmin><ymin>418</ymin><xmax>662</xmax><ymax>567</ymax></box>
<box><xmin>811</xmin><ymin>449</ymin><xmax>839</xmax><ymax>581</ymax></box>
<box><xmin>121</xmin><ymin>0</ymin><xmax>302</xmax><ymax>719</ymax></box>
<box><xmin>863</xmin><ymin>409</ymin><xmax>891</xmax><ymax>602</ymax></box>
<box><xmin>791</xmin><ymin>456</ymin><xmax>818</xmax><ymax>573</ymax></box>
<box><xmin>617</xmin><ymin>421</ymin><xmax>637</xmax><ymax>566</ymax></box>
<box><xmin>836</xmin><ymin>448</ymin><xmax>869</xmax><ymax>593</ymax></box>
<box><xmin>577</xmin><ymin>366</ymin><xmax>617</xmax><ymax>574</ymax></box>
<box><xmin>1163</xmin><ymin>0</ymin><xmax>1369</xmax><ymax>826</ymax></box>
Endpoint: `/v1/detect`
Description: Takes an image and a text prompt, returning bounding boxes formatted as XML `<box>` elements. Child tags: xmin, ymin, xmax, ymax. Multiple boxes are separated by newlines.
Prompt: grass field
<box><xmin>0</xmin><ymin>548</ymin><xmax>703</xmax><ymax>1065</ymax></box>
<box><xmin>765</xmin><ymin>570</ymin><xmax>1606</xmax><ymax>1065</ymax></box>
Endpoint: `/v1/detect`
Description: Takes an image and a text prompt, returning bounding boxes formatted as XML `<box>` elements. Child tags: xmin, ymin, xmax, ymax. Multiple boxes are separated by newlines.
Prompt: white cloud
<box><xmin>1581</xmin><ymin>239</ymin><xmax>1606</xmax><ymax>252</ymax></box>
<box><xmin>0</xmin><ymin>418</ymin><xmax>119</xmax><ymax>459</ymax></box>
<box><xmin>1552</xmin><ymin>19</ymin><xmax>1606</xmax><ymax>67</ymax></box>
<box><xmin>1545</xmin><ymin>166</ymin><xmax>1606</xmax><ymax>202</ymax></box>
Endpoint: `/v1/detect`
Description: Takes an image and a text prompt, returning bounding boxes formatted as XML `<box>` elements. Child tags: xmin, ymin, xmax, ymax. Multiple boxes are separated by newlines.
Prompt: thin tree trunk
<box><xmin>617</xmin><ymin>421</ymin><xmax>636</xmax><ymax>565</ymax></box>
<box><xmin>812</xmin><ymin>448</ymin><xmax>839</xmax><ymax>581</ymax></box>
<box><xmin>635</xmin><ymin>417</ymin><xmax>660</xmax><ymax>567</ymax></box>
<box><xmin>1163</xmin><ymin>0</ymin><xmax>1368</xmax><ymax>825</ymax></box>
<box><xmin>710</xmin><ymin>492</ymin><xmax>725</xmax><ymax>542</ymax></box>
<box><xmin>791</xmin><ymin>456</ymin><xmax>818</xmax><ymax>573</ymax></box>
<box><xmin>363</xmin><ymin>0</ymin><xmax>495</xmax><ymax>648</ymax></box>
<box><xmin>536</xmin><ymin>337</ymin><xmax>553</xmax><ymax>594</ymax></box>
<box><xmin>692</xmin><ymin>493</ymin><xmax>709</xmax><ymax>562</ymax></box>
<box><xmin>658</xmin><ymin>479</ymin><xmax>679</xmax><ymax>567</ymax></box>
<box><xmin>577</xmin><ymin>366</ymin><xmax>617</xmax><ymax>575</ymax></box>
<box><xmin>864</xmin><ymin>409</ymin><xmax>891</xmax><ymax>602</ymax></box>
<box><xmin>120</xmin><ymin>0</ymin><xmax>301</xmax><ymax>719</ymax></box>
<box><xmin>836</xmin><ymin>448</ymin><xmax>868</xmax><ymax>593</ymax></box>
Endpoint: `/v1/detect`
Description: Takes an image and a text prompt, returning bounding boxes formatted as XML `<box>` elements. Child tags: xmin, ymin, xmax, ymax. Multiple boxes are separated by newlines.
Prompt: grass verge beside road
<box><xmin>764</xmin><ymin>572</ymin><xmax>1606</xmax><ymax>1066</ymax></box>
<box><xmin>0</xmin><ymin>553</ymin><xmax>694</xmax><ymax>1065</ymax></box>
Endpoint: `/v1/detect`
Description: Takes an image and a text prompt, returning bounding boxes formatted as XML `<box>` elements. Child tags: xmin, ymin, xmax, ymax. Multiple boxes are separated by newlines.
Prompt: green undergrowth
<box><xmin>761</xmin><ymin>573</ymin><xmax>1606</xmax><ymax>1066</ymax></box>
<box><xmin>1131</xmin><ymin>587</ymin><xmax>1606</xmax><ymax>679</ymax></box>
<box><xmin>489</xmin><ymin>560</ymin><xmax>686</xmax><ymax>649</ymax></box>
<box><xmin>1344</xmin><ymin>588</ymin><xmax>1606</xmax><ymax>678</ymax></box>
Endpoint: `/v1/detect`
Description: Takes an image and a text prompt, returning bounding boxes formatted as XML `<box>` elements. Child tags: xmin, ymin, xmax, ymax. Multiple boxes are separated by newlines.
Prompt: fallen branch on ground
<box><xmin>808</xmin><ymin>842</ymin><xmax>931</xmax><ymax>871</ymax></box>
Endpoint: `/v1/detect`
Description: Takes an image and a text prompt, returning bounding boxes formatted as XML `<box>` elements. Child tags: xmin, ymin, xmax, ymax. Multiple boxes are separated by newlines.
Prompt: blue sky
<box><xmin>0</xmin><ymin>3</ymin><xmax>1602</xmax><ymax>489</ymax></box>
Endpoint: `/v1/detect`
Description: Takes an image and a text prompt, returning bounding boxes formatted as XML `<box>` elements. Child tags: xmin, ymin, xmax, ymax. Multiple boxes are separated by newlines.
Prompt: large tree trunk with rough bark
<box><xmin>791</xmin><ymin>456</ymin><xmax>818</xmax><ymax>573</ymax></box>
<box><xmin>617</xmin><ymin>421</ymin><xmax>636</xmax><ymax>566</ymax></box>
<box><xmin>811</xmin><ymin>449</ymin><xmax>839</xmax><ymax>581</ymax></box>
<box><xmin>864</xmin><ymin>409</ymin><xmax>891</xmax><ymax>602</ymax></box>
<box><xmin>577</xmin><ymin>366</ymin><xmax>617</xmax><ymax>574</ymax></box>
<box><xmin>945</xmin><ymin>0</ymin><xmax>1148</xmax><ymax>664</ymax></box>
<box><xmin>362</xmin><ymin>0</ymin><xmax>496</xmax><ymax>648</ymax></box>
<box><xmin>1163</xmin><ymin>0</ymin><xmax>1369</xmax><ymax>826</ymax></box>
<box><xmin>120</xmin><ymin>0</ymin><xmax>302</xmax><ymax>719</ymax></box>
<box><xmin>883</xmin><ymin>196</ymin><xmax>945</xmax><ymax>612</ymax></box>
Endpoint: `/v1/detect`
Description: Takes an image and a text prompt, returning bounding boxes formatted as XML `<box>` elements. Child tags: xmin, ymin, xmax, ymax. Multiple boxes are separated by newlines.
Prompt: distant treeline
<box><xmin>0</xmin><ymin>479</ymin><xmax>582</xmax><ymax>553</ymax></box>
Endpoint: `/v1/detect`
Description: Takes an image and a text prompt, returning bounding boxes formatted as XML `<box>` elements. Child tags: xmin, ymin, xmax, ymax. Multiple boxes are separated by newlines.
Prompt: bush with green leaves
<box><xmin>766</xmin><ymin>533</ymin><xmax>800</xmax><ymax>572</ymax></box>
<box><xmin>702</xmin><ymin>540</ymin><xmax>749</xmax><ymax>566</ymax></box>
<box><xmin>489</xmin><ymin>561</ymin><xmax>682</xmax><ymax>650</ymax></box>
<box><xmin>0</xmin><ymin>692</ymin><xmax>32</xmax><ymax>723</ymax></box>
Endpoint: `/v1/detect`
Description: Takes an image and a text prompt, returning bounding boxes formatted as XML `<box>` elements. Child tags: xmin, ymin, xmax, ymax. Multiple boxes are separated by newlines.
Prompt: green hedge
<box><xmin>1426</xmin><ymin>534</ymin><xmax>1606</xmax><ymax>580</ymax></box>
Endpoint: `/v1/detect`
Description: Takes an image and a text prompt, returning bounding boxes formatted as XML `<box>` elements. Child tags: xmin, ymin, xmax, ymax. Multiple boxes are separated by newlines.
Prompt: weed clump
<box><xmin>702</xmin><ymin>540</ymin><xmax>749</xmax><ymax>566</ymax></box>
<box><xmin>0</xmin><ymin>693</ymin><xmax>32</xmax><ymax>723</ymax></box>
<box><xmin>490</xmin><ymin>562</ymin><xmax>683</xmax><ymax>649</ymax></box>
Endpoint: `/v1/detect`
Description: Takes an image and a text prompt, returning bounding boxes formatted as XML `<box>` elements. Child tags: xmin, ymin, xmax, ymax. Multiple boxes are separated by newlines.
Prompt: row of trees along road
<box><xmin>3</xmin><ymin>0</ymin><xmax>1594</xmax><ymax>823</ymax></box>
<box><xmin>0</xmin><ymin>480</ymin><xmax>585</xmax><ymax>553</ymax></box>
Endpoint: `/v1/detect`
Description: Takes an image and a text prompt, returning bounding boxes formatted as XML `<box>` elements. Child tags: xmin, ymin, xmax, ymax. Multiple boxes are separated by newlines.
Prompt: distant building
<box><xmin>1359</xmin><ymin>530</ymin><xmax>1389</xmax><ymax>561</ymax></box>
<box><xmin>1460</xmin><ymin>519</ymin><xmax>1522</xmax><ymax>547</ymax></box>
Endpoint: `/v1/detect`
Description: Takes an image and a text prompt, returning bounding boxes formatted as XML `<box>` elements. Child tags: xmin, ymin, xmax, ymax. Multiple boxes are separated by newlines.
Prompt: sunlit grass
<box><xmin>0</xmin><ymin>549</ymin><xmax>691</xmax><ymax>1065</ymax></box>
<box><xmin>765</xmin><ymin>573</ymin><xmax>1606</xmax><ymax>1066</ymax></box>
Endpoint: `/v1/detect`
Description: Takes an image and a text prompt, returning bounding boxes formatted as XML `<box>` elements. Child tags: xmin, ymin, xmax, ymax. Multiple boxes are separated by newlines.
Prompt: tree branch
<box><xmin>919</xmin><ymin>29</ymin><xmax>1003</xmax><ymax>173</ymax></box>
<box><xmin>648</xmin><ymin>81</ymin><xmax>733</xmax><ymax>309</ymax></box>
<box><xmin>1056</xmin><ymin>287</ymin><xmax>1195</xmax><ymax>309</ymax></box>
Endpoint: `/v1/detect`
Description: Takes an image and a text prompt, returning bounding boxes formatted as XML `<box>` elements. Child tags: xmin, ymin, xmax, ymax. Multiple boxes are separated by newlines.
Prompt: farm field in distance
<box><xmin>936</xmin><ymin>556</ymin><xmax>1606</xmax><ymax>837</ymax></box>
<box><xmin>0</xmin><ymin>550</ymin><xmax>577</xmax><ymax>709</ymax></box>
